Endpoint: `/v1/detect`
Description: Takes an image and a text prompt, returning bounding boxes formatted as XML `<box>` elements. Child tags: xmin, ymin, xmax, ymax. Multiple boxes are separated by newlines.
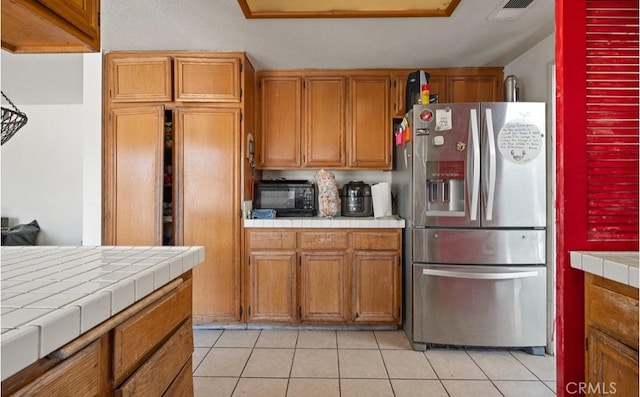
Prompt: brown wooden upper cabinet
<box><xmin>110</xmin><ymin>56</ymin><xmax>174</xmax><ymax>103</ymax></box>
<box><xmin>174</xmin><ymin>57</ymin><xmax>242</xmax><ymax>102</ymax></box>
<box><xmin>108</xmin><ymin>53</ymin><xmax>243</xmax><ymax>103</ymax></box>
<box><xmin>390</xmin><ymin>68</ymin><xmax>504</xmax><ymax>118</ymax></box>
<box><xmin>347</xmin><ymin>74</ymin><xmax>391</xmax><ymax>169</ymax></box>
<box><xmin>304</xmin><ymin>76</ymin><xmax>347</xmax><ymax>168</ymax></box>
<box><xmin>1</xmin><ymin>0</ymin><xmax>100</xmax><ymax>53</ymax></box>
<box><xmin>447</xmin><ymin>74</ymin><xmax>502</xmax><ymax>103</ymax></box>
<box><xmin>257</xmin><ymin>75</ymin><xmax>302</xmax><ymax>168</ymax></box>
<box><xmin>257</xmin><ymin>71</ymin><xmax>391</xmax><ymax>170</ymax></box>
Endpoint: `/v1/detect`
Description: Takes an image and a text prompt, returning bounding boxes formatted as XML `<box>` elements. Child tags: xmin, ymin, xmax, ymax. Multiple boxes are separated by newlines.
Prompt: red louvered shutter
<box><xmin>586</xmin><ymin>0</ymin><xmax>639</xmax><ymax>241</ymax></box>
<box><xmin>556</xmin><ymin>1</ymin><xmax>638</xmax><ymax>395</ymax></box>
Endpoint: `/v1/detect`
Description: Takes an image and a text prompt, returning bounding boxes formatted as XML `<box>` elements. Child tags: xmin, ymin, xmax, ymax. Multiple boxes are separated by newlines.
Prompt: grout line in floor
<box><xmin>193</xmin><ymin>329</ymin><xmax>557</xmax><ymax>396</ymax></box>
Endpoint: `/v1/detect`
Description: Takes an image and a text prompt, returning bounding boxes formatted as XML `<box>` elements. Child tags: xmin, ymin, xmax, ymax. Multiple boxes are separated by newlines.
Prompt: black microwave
<box><xmin>254</xmin><ymin>180</ymin><xmax>317</xmax><ymax>217</ymax></box>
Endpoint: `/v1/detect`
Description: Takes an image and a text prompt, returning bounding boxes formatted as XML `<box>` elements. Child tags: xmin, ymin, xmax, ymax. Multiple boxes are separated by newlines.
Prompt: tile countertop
<box><xmin>570</xmin><ymin>251</ymin><xmax>639</xmax><ymax>289</ymax></box>
<box><xmin>0</xmin><ymin>245</ymin><xmax>204</xmax><ymax>381</ymax></box>
<box><xmin>244</xmin><ymin>215</ymin><xmax>406</xmax><ymax>228</ymax></box>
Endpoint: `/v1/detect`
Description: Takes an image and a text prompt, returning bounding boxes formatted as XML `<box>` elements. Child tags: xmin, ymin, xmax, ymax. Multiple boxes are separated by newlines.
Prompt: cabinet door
<box><xmin>247</xmin><ymin>252</ymin><xmax>297</xmax><ymax>322</ymax></box>
<box><xmin>174</xmin><ymin>57</ymin><xmax>241</xmax><ymax>102</ymax></box>
<box><xmin>175</xmin><ymin>108</ymin><xmax>241</xmax><ymax>323</ymax></box>
<box><xmin>447</xmin><ymin>75</ymin><xmax>501</xmax><ymax>103</ymax></box>
<box><xmin>347</xmin><ymin>75</ymin><xmax>392</xmax><ymax>169</ymax></box>
<box><xmin>391</xmin><ymin>73</ymin><xmax>407</xmax><ymax>118</ymax></box>
<box><xmin>587</xmin><ymin>326</ymin><xmax>639</xmax><ymax>397</ymax></box>
<box><xmin>352</xmin><ymin>251</ymin><xmax>400</xmax><ymax>323</ymax></box>
<box><xmin>257</xmin><ymin>76</ymin><xmax>302</xmax><ymax>168</ymax></box>
<box><xmin>110</xmin><ymin>56</ymin><xmax>173</xmax><ymax>102</ymax></box>
<box><xmin>303</xmin><ymin>76</ymin><xmax>346</xmax><ymax>168</ymax></box>
<box><xmin>38</xmin><ymin>0</ymin><xmax>99</xmax><ymax>39</ymax></box>
<box><xmin>105</xmin><ymin>106</ymin><xmax>164</xmax><ymax>245</ymax></box>
<box><xmin>428</xmin><ymin>75</ymin><xmax>445</xmax><ymax>103</ymax></box>
<box><xmin>300</xmin><ymin>252</ymin><xmax>348</xmax><ymax>323</ymax></box>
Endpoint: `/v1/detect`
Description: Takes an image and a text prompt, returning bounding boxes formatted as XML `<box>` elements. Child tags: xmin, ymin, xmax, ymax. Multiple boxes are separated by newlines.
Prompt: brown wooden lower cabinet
<box><xmin>2</xmin><ymin>272</ymin><xmax>195</xmax><ymax>397</ymax></box>
<box><xmin>115</xmin><ymin>320</ymin><xmax>193</xmax><ymax>397</ymax></box>
<box><xmin>585</xmin><ymin>273</ymin><xmax>639</xmax><ymax>397</ymax></box>
<box><xmin>5</xmin><ymin>336</ymin><xmax>111</xmax><ymax>397</ymax></box>
<box><xmin>587</xmin><ymin>326</ymin><xmax>638</xmax><ymax>397</ymax></box>
<box><xmin>244</xmin><ymin>228</ymin><xmax>402</xmax><ymax>326</ymax></box>
<box><xmin>247</xmin><ymin>251</ymin><xmax>297</xmax><ymax>322</ymax></box>
<box><xmin>300</xmin><ymin>251</ymin><xmax>349</xmax><ymax>323</ymax></box>
<box><xmin>352</xmin><ymin>251</ymin><xmax>400</xmax><ymax>323</ymax></box>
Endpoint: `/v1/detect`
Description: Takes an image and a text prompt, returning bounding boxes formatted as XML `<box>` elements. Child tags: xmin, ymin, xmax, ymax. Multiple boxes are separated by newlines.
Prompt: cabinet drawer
<box><xmin>247</xmin><ymin>230</ymin><xmax>296</xmax><ymax>250</ymax></box>
<box><xmin>115</xmin><ymin>320</ymin><xmax>193</xmax><ymax>397</ymax></box>
<box><xmin>113</xmin><ymin>278</ymin><xmax>192</xmax><ymax>385</ymax></box>
<box><xmin>352</xmin><ymin>231</ymin><xmax>400</xmax><ymax>251</ymax></box>
<box><xmin>162</xmin><ymin>357</ymin><xmax>193</xmax><ymax>397</ymax></box>
<box><xmin>10</xmin><ymin>337</ymin><xmax>108</xmax><ymax>397</ymax></box>
<box><xmin>586</xmin><ymin>274</ymin><xmax>639</xmax><ymax>350</ymax></box>
<box><xmin>299</xmin><ymin>231</ymin><xmax>348</xmax><ymax>250</ymax></box>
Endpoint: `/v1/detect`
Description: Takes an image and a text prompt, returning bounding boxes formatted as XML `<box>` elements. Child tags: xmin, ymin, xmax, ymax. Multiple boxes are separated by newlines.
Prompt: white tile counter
<box><xmin>0</xmin><ymin>245</ymin><xmax>204</xmax><ymax>381</ymax></box>
<box><xmin>570</xmin><ymin>251</ymin><xmax>639</xmax><ymax>288</ymax></box>
<box><xmin>244</xmin><ymin>215</ymin><xmax>405</xmax><ymax>228</ymax></box>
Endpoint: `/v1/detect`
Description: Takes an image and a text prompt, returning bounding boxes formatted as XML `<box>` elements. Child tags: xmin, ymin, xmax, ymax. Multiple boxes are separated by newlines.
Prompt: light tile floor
<box><xmin>192</xmin><ymin>329</ymin><xmax>556</xmax><ymax>397</ymax></box>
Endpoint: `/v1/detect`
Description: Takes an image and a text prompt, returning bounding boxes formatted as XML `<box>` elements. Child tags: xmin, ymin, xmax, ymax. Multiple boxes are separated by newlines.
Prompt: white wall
<box><xmin>504</xmin><ymin>33</ymin><xmax>555</xmax><ymax>102</ymax></box>
<box><xmin>81</xmin><ymin>54</ymin><xmax>103</xmax><ymax>245</ymax></box>
<box><xmin>1</xmin><ymin>52</ymin><xmax>102</xmax><ymax>245</ymax></box>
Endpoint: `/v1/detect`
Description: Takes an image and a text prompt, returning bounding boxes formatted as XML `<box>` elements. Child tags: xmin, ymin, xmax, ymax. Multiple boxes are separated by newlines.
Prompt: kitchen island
<box><xmin>570</xmin><ymin>251</ymin><xmax>639</xmax><ymax>396</ymax></box>
<box><xmin>1</xmin><ymin>245</ymin><xmax>204</xmax><ymax>396</ymax></box>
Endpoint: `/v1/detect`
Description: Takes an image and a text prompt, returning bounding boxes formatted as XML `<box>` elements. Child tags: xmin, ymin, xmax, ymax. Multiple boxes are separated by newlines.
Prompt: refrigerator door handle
<box><xmin>484</xmin><ymin>108</ymin><xmax>497</xmax><ymax>221</ymax></box>
<box><xmin>422</xmin><ymin>268</ymin><xmax>540</xmax><ymax>280</ymax></box>
<box><xmin>467</xmin><ymin>109</ymin><xmax>480</xmax><ymax>221</ymax></box>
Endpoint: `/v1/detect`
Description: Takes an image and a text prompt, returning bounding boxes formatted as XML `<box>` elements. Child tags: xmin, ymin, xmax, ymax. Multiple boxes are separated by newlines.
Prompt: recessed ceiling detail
<box><xmin>237</xmin><ymin>0</ymin><xmax>461</xmax><ymax>18</ymax></box>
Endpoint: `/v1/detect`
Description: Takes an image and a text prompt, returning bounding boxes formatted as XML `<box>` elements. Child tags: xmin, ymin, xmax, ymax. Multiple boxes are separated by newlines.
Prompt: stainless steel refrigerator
<box><xmin>392</xmin><ymin>102</ymin><xmax>547</xmax><ymax>353</ymax></box>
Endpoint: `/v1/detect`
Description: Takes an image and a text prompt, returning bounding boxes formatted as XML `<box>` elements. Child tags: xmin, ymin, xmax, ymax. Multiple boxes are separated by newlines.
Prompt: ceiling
<box><xmin>101</xmin><ymin>0</ymin><xmax>555</xmax><ymax>70</ymax></box>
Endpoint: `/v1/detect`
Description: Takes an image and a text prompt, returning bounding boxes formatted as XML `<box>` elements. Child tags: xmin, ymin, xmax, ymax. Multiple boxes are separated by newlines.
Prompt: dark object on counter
<box><xmin>1</xmin><ymin>219</ymin><xmax>40</xmax><ymax>246</ymax></box>
<box><xmin>251</xmin><ymin>209</ymin><xmax>276</xmax><ymax>219</ymax></box>
<box><xmin>340</xmin><ymin>181</ymin><xmax>373</xmax><ymax>217</ymax></box>
<box><xmin>254</xmin><ymin>180</ymin><xmax>316</xmax><ymax>217</ymax></box>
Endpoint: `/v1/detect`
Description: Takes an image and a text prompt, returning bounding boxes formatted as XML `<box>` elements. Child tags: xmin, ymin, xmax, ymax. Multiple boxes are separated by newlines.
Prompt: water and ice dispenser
<box><xmin>425</xmin><ymin>161</ymin><xmax>465</xmax><ymax>216</ymax></box>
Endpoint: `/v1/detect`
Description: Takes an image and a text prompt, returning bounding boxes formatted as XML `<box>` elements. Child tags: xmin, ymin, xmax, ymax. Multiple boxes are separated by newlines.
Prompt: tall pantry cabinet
<box><xmin>103</xmin><ymin>52</ymin><xmax>255</xmax><ymax>324</ymax></box>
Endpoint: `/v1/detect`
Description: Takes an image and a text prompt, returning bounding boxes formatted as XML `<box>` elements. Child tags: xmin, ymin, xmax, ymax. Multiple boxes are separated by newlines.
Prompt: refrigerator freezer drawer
<box><xmin>413</xmin><ymin>264</ymin><xmax>547</xmax><ymax>347</ymax></box>
<box><xmin>413</xmin><ymin>228</ymin><xmax>545</xmax><ymax>265</ymax></box>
